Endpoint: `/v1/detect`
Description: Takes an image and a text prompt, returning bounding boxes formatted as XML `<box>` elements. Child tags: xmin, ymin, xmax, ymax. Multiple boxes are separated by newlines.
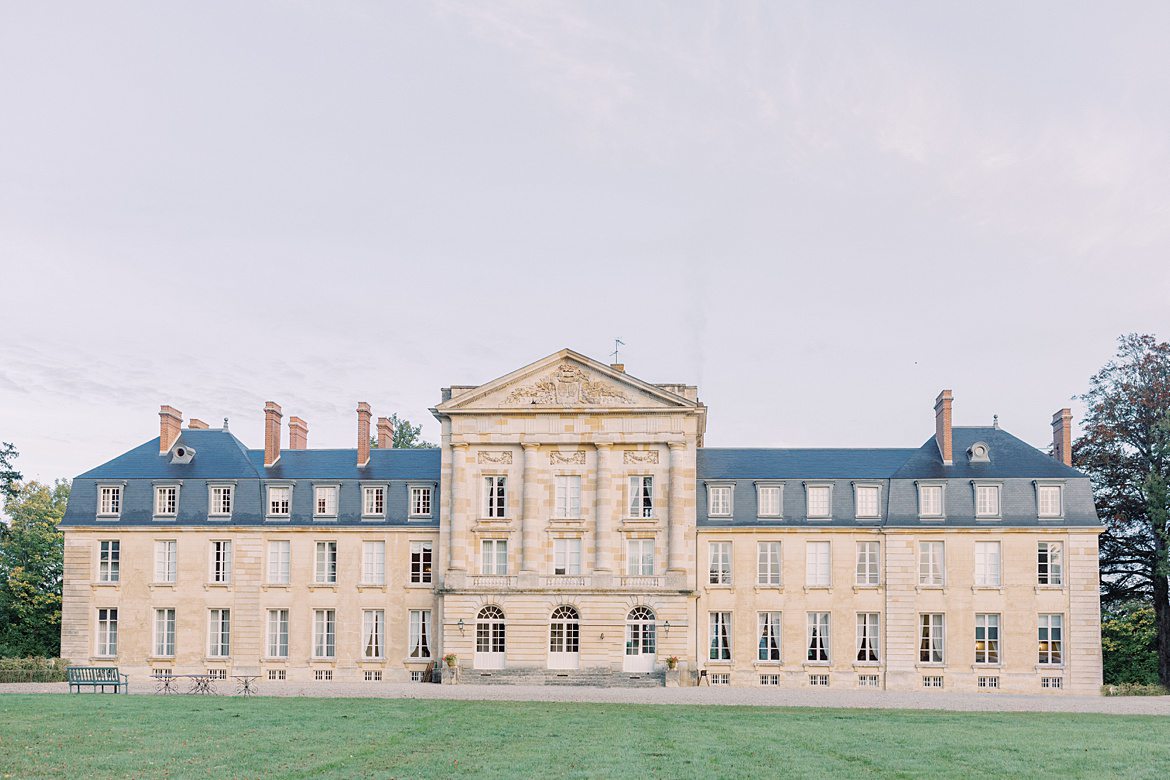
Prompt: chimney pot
<box><xmin>377</xmin><ymin>416</ymin><xmax>395</xmax><ymax>449</ymax></box>
<box><xmin>357</xmin><ymin>402</ymin><xmax>372</xmax><ymax>466</ymax></box>
<box><xmin>1052</xmin><ymin>408</ymin><xmax>1073</xmax><ymax>467</ymax></box>
<box><xmin>159</xmin><ymin>405</ymin><xmax>183</xmax><ymax>454</ymax></box>
<box><xmin>289</xmin><ymin>416</ymin><xmax>309</xmax><ymax>450</ymax></box>
<box><xmin>610</xmin><ymin>363</ymin><xmax>625</xmax><ymax>373</ymax></box>
<box><xmin>187</xmin><ymin>418</ymin><xmax>209</xmax><ymax>430</ymax></box>
<box><xmin>264</xmin><ymin>401</ymin><xmax>282</xmax><ymax>467</ymax></box>
<box><xmin>934</xmin><ymin>390</ymin><xmax>953</xmax><ymax>466</ymax></box>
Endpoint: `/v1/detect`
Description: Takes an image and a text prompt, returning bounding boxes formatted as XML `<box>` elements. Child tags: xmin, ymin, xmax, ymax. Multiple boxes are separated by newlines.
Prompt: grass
<box><xmin>1</xmin><ymin>695</ymin><xmax>1168</xmax><ymax>779</ymax></box>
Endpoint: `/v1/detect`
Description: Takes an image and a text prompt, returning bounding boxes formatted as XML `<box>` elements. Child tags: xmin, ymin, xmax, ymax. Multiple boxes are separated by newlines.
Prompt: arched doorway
<box><xmin>548</xmin><ymin>605</ymin><xmax>580</xmax><ymax>669</ymax></box>
<box><xmin>624</xmin><ymin>606</ymin><xmax>656</xmax><ymax>672</ymax></box>
<box><xmin>475</xmin><ymin>605</ymin><xmax>506</xmax><ymax>669</ymax></box>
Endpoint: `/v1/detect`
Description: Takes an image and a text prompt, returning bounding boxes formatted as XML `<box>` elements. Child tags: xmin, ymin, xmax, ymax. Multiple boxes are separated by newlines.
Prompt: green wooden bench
<box><xmin>66</xmin><ymin>666</ymin><xmax>129</xmax><ymax>694</ymax></box>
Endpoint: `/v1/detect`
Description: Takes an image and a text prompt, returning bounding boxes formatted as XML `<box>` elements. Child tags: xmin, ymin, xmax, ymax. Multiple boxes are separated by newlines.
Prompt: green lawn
<box><xmin>1</xmin><ymin>696</ymin><xmax>1168</xmax><ymax>779</ymax></box>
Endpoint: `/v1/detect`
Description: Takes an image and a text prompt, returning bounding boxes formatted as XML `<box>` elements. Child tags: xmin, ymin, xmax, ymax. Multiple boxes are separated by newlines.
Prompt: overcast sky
<box><xmin>1</xmin><ymin>2</ymin><xmax>1168</xmax><ymax>483</ymax></box>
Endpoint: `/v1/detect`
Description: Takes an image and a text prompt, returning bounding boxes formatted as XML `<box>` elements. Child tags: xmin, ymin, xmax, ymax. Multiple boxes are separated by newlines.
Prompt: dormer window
<box><xmin>314</xmin><ymin>485</ymin><xmax>339</xmax><ymax>519</ymax></box>
<box><xmin>917</xmin><ymin>483</ymin><xmax>945</xmax><ymax>519</ymax></box>
<box><xmin>756</xmin><ymin>483</ymin><xmax>783</xmax><ymax>519</ymax></box>
<box><xmin>209</xmin><ymin>485</ymin><xmax>233</xmax><ymax>518</ymax></box>
<box><xmin>853</xmin><ymin>484</ymin><xmax>881</xmax><ymax>520</ymax></box>
<box><xmin>154</xmin><ymin>485</ymin><xmax>179</xmax><ymax>518</ymax></box>
<box><xmin>806</xmin><ymin>484</ymin><xmax>832</xmax><ymax>520</ymax></box>
<box><xmin>1037</xmin><ymin>483</ymin><xmax>1064</xmax><ymax>519</ymax></box>
<box><xmin>363</xmin><ymin>486</ymin><xmax>386</xmax><ymax>518</ymax></box>
<box><xmin>267</xmin><ymin>486</ymin><xmax>291</xmax><ymax>518</ymax></box>
<box><xmin>707</xmin><ymin>484</ymin><xmax>733</xmax><ymax>518</ymax></box>
<box><xmin>968</xmin><ymin>442</ymin><xmax>991</xmax><ymax>464</ymax></box>
<box><xmin>974</xmin><ymin>483</ymin><xmax>1001</xmax><ymax>519</ymax></box>
<box><xmin>98</xmin><ymin>485</ymin><xmax>122</xmax><ymax>518</ymax></box>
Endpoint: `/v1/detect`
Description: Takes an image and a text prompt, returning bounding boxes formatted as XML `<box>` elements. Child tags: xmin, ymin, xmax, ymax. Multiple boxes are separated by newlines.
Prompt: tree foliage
<box><xmin>0</xmin><ymin>442</ymin><xmax>21</xmax><ymax>501</ymax></box>
<box><xmin>370</xmin><ymin>413</ymin><xmax>437</xmax><ymax>449</ymax></box>
<box><xmin>1075</xmin><ymin>333</ymin><xmax>1170</xmax><ymax>686</ymax></box>
<box><xmin>1101</xmin><ymin>601</ymin><xmax>1161</xmax><ymax>685</ymax></box>
<box><xmin>0</xmin><ymin>480</ymin><xmax>68</xmax><ymax>657</ymax></box>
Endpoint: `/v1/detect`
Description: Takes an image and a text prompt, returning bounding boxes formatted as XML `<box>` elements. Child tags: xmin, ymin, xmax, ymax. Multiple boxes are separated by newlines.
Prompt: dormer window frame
<box><xmin>915</xmin><ymin>481</ymin><xmax>947</xmax><ymax>523</ymax></box>
<box><xmin>1035</xmin><ymin>480</ymin><xmax>1066</xmax><ymax>520</ymax></box>
<box><xmin>97</xmin><ymin>483</ymin><xmax>126</xmax><ymax>520</ymax></box>
<box><xmin>803</xmin><ymin>481</ymin><xmax>833</xmax><ymax>522</ymax></box>
<box><xmin>313</xmin><ymin>483</ymin><xmax>341</xmax><ymax>522</ymax></box>
<box><xmin>266</xmin><ymin>483</ymin><xmax>293</xmax><ymax>522</ymax></box>
<box><xmin>972</xmin><ymin>480</ymin><xmax>1004</xmax><ymax>522</ymax></box>
<box><xmin>361</xmin><ymin>482</ymin><xmax>388</xmax><ymax>521</ymax></box>
<box><xmin>754</xmin><ymin>481</ymin><xmax>784</xmax><ymax>520</ymax></box>
<box><xmin>208</xmin><ymin>482</ymin><xmax>236</xmax><ymax>520</ymax></box>
<box><xmin>705</xmin><ymin>481</ymin><xmax>735</xmax><ymax>520</ymax></box>
<box><xmin>852</xmin><ymin>482</ymin><xmax>883</xmax><ymax>523</ymax></box>
<box><xmin>152</xmin><ymin>481</ymin><xmax>181</xmax><ymax>520</ymax></box>
<box><xmin>408</xmin><ymin>482</ymin><xmax>436</xmax><ymax>520</ymax></box>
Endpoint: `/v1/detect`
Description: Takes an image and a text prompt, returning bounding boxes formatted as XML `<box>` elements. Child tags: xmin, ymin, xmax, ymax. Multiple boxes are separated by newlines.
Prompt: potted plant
<box><xmin>443</xmin><ymin>653</ymin><xmax>458</xmax><ymax>669</ymax></box>
<box><xmin>666</xmin><ymin>656</ymin><xmax>679</xmax><ymax>670</ymax></box>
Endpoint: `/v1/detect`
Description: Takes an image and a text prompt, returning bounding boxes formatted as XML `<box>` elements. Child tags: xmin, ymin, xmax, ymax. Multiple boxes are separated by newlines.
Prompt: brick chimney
<box><xmin>377</xmin><ymin>416</ymin><xmax>394</xmax><ymax>449</ymax></box>
<box><xmin>1052</xmin><ymin>408</ymin><xmax>1073</xmax><ymax>467</ymax></box>
<box><xmin>610</xmin><ymin>363</ymin><xmax>625</xmax><ymax>373</ymax></box>
<box><xmin>289</xmin><ymin>416</ymin><xmax>309</xmax><ymax>450</ymax></box>
<box><xmin>357</xmin><ymin>402</ymin><xmax>372</xmax><ymax>467</ymax></box>
<box><xmin>934</xmin><ymin>390</ymin><xmax>953</xmax><ymax>466</ymax></box>
<box><xmin>159</xmin><ymin>405</ymin><xmax>182</xmax><ymax>454</ymax></box>
<box><xmin>264</xmin><ymin>401</ymin><xmax>282</xmax><ymax>467</ymax></box>
<box><xmin>187</xmin><ymin>418</ymin><xmax>209</xmax><ymax>430</ymax></box>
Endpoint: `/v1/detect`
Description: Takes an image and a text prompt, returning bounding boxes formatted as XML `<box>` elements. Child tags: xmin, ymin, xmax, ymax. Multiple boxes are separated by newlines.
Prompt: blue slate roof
<box><xmin>891</xmin><ymin>427</ymin><xmax>1084</xmax><ymax>480</ymax></box>
<box><xmin>698</xmin><ymin>448</ymin><xmax>918</xmax><ymax>480</ymax></box>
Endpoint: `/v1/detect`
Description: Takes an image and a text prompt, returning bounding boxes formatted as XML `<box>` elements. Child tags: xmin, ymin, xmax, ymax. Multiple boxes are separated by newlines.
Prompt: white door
<box><xmin>548</xmin><ymin>606</ymin><xmax>580</xmax><ymax>670</ymax></box>
<box><xmin>475</xmin><ymin>606</ymin><xmax>506</xmax><ymax>670</ymax></box>
<box><xmin>623</xmin><ymin>607</ymin><xmax>657</xmax><ymax>672</ymax></box>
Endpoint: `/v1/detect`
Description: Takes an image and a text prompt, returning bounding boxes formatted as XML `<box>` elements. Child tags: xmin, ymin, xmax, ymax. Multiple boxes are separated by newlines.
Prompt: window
<box><xmin>708</xmin><ymin>612</ymin><xmax>732</xmax><ymax>660</ymax></box>
<box><xmin>481</xmin><ymin>539</ymin><xmax>508</xmax><ymax>575</ymax></box>
<box><xmin>267</xmin><ymin>486</ymin><xmax>291</xmax><ymax>517</ymax></box>
<box><xmin>362</xmin><ymin>541</ymin><xmax>385</xmax><ymax>585</ymax></box>
<box><xmin>368</xmin><ymin>670</ymin><xmax>384</xmax><ymax>682</ymax></box>
<box><xmin>476</xmin><ymin>605</ymin><xmax>506</xmax><ymax>654</ymax></box>
<box><xmin>806</xmin><ymin>485</ymin><xmax>831</xmax><ymax>519</ymax></box>
<box><xmin>313</xmin><ymin>609</ymin><xmax>336</xmax><ymax>658</ymax></box>
<box><xmin>553</xmin><ymin>537</ymin><xmax>581</xmax><ymax>575</ymax></box>
<box><xmin>625</xmin><ymin>607</ymin><xmax>656</xmax><ymax>656</ymax></box>
<box><xmin>210</xmin><ymin>485</ymin><xmax>233</xmax><ymax>517</ymax></box>
<box><xmin>484</xmin><ymin>476</ymin><xmax>507</xmax><ymax>518</ymax></box>
<box><xmin>314</xmin><ymin>669</ymin><xmax>333</xmax><ymax>681</ymax></box>
<box><xmin>975</xmin><ymin>613</ymin><xmax>1000</xmax><ymax>664</ymax></box>
<box><xmin>1041</xmin><ymin>676</ymin><xmax>1063</xmax><ymax>689</ymax></box>
<box><xmin>806</xmin><ymin>541</ymin><xmax>831</xmax><ymax>587</ymax></box>
<box><xmin>807</xmin><ymin>613</ymin><xmax>830</xmax><ymax>662</ymax></box>
<box><xmin>975</xmin><ymin>484</ymin><xmax>1001</xmax><ymax>518</ymax></box>
<box><xmin>974</xmin><ymin>541</ymin><xmax>1002</xmax><ymax>587</ymax></box>
<box><xmin>554</xmin><ymin>476</ymin><xmax>581</xmax><ymax>518</ymax></box>
<box><xmin>98</xmin><ymin>540</ymin><xmax>120</xmax><ymax>583</ymax></box>
<box><xmin>708</xmin><ymin>485</ymin><xmax>732</xmax><ymax>517</ymax></box>
<box><xmin>760</xmin><ymin>674</ymin><xmax>781</xmax><ymax>686</ymax></box>
<box><xmin>855</xmin><ymin>485</ymin><xmax>880</xmax><ymax>519</ymax></box>
<box><xmin>97</xmin><ymin>608</ymin><xmax>118</xmax><ymax>656</ymax></box>
<box><xmin>708</xmin><ymin>542</ymin><xmax>732</xmax><ymax>585</ymax></box>
<box><xmin>404</xmin><ymin>486</ymin><xmax>429</xmax><ymax>518</ymax></box>
<box><xmin>978</xmin><ymin>676</ymin><xmax>1000</xmax><ymax>690</ymax></box>
<box><xmin>408</xmin><ymin>610</ymin><xmax>431</xmax><ymax>658</ymax></box>
<box><xmin>809</xmin><ymin>674</ymin><xmax>830</xmax><ymax>687</ymax></box>
<box><xmin>210</xmin><ymin>540</ymin><xmax>232</xmax><ymax>584</ymax></box>
<box><xmin>922</xmin><ymin>676</ymin><xmax>944</xmax><ymax>689</ymax></box>
<box><xmin>858</xmin><ymin>674</ymin><xmax>880</xmax><ymax>688</ymax></box>
<box><xmin>757</xmin><ymin>484</ymin><xmax>782</xmax><ymax>518</ymax></box>
<box><xmin>629</xmin><ymin>476</ymin><xmax>654</xmax><ymax>518</ymax></box>
<box><xmin>627</xmin><ymin>538</ymin><xmax>655</xmax><ymax>576</ymax></box>
<box><xmin>918</xmin><ymin>484</ymin><xmax>943</xmax><ymax>518</ymax></box>
<box><xmin>918</xmin><ymin>541</ymin><xmax>944</xmax><ymax>586</ymax></box>
<box><xmin>267</xmin><ymin>540</ymin><xmax>290</xmax><ymax>585</ymax></box>
<box><xmin>1037</xmin><ymin>484</ymin><xmax>1063</xmax><ymax>517</ymax></box>
<box><xmin>154</xmin><ymin>486</ymin><xmax>178</xmax><ymax>517</ymax></box>
<box><xmin>410</xmin><ymin>541</ymin><xmax>433</xmax><ymax>583</ymax></box>
<box><xmin>315</xmin><ymin>541</ymin><xmax>338</xmax><ymax>584</ymax></box>
<box><xmin>709</xmin><ymin>673</ymin><xmax>730</xmax><ymax>686</ymax></box>
<box><xmin>1038</xmin><ymin>614</ymin><xmax>1063</xmax><ymax>665</ymax></box>
<box><xmin>856</xmin><ymin>613</ymin><xmax>880</xmax><ymax>662</ymax></box>
<box><xmin>363</xmin><ymin>610</ymin><xmax>385</xmax><ymax>658</ymax></box>
<box><xmin>758</xmin><ymin>541</ymin><xmax>781</xmax><ymax>585</ymax></box>
<box><xmin>267</xmin><ymin>609</ymin><xmax>289</xmax><ymax>658</ymax></box>
<box><xmin>208</xmin><ymin>609</ymin><xmax>230</xmax><ymax>657</ymax></box>
<box><xmin>314</xmin><ymin>486</ymin><xmax>338</xmax><ymax>517</ymax></box>
<box><xmin>1037</xmin><ymin>542</ymin><xmax>1064</xmax><ymax>586</ymax></box>
<box><xmin>549</xmin><ymin>606</ymin><xmax>579</xmax><ymax>655</ymax></box>
<box><xmin>919</xmin><ymin>613</ymin><xmax>945</xmax><ymax>663</ymax></box>
<box><xmin>98</xmin><ymin>485</ymin><xmax>122</xmax><ymax>517</ymax></box>
<box><xmin>206</xmin><ymin>668</ymin><xmax>228</xmax><ymax>680</ymax></box>
<box><xmin>151</xmin><ymin>608</ymin><xmax>175</xmax><ymax>657</ymax></box>
<box><xmin>154</xmin><ymin>540</ymin><xmax>177</xmax><ymax>583</ymax></box>
<box><xmin>363</xmin><ymin>486</ymin><xmax>385</xmax><ymax>517</ymax></box>
<box><xmin>758</xmin><ymin>612</ymin><xmax>781</xmax><ymax>661</ymax></box>
<box><xmin>855</xmin><ymin>541</ymin><xmax>880</xmax><ymax>586</ymax></box>
<box><xmin>268</xmin><ymin>669</ymin><xmax>286</xmax><ymax>681</ymax></box>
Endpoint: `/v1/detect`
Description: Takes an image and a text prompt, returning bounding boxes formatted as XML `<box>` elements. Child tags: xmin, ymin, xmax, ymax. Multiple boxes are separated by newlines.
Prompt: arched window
<box><xmin>626</xmin><ymin>606</ymin><xmax>656</xmax><ymax>656</ymax></box>
<box><xmin>476</xmin><ymin>605</ymin><xmax>506</xmax><ymax>654</ymax></box>
<box><xmin>549</xmin><ymin>606</ymin><xmax>580</xmax><ymax>654</ymax></box>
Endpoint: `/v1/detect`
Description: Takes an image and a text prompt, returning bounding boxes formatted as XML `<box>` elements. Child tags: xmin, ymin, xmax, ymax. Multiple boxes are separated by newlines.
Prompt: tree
<box><xmin>0</xmin><ymin>442</ymin><xmax>20</xmax><ymax>501</ymax></box>
<box><xmin>1101</xmin><ymin>601</ymin><xmax>1161</xmax><ymax>685</ymax></box>
<box><xmin>0</xmin><ymin>480</ymin><xmax>68</xmax><ymax>657</ymax></box>
<box><xmin>369</xmin><ymin>413</ymin><xmax>436</xmax><ymax>449</ymax></box>
<box><xmin>1075</xmin><ymin>333</ymin><xmax>1170</xmax><ymax>686</ymax></box>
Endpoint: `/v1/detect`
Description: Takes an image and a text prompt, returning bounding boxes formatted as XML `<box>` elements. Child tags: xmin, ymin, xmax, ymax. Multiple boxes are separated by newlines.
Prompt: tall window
<box><xmin>410</xmin><ymin>486</ymin><xmax>432</xmax><ymax>517</ymax></box>
<box><xmin>363</xmin><ymin>486</ymin><xmax>385</xmax><ymax>517</ymax></box>
<box><xmin>919</xmin><ymin>614</ymin><xmax>945</xmax><ymax>663</ymax></box>
<box><xmin>363</xmin><ymin>610</ymin><xmax>385</xmax><ymax>659</ymax></box>
<box><xmin>267</xmin><ymin>486</ymin><xmax>291</xmax><ymax>517</ymax></box>
<box><xmin>549</xmin><ymin>606</ymin><xmax>579</xmax><ymax>655</ymax></box>
<box><xmin>709</xmin><ymin>542</ymin><xmax>732</xmax><ymax>585</ymax></box>
<box><xmin>918</xmin><ymin>541</ymin><xmax>944</xmax><ymax>586</ymax></box>
<box><xmin>267</xmin><ymin>540</ymin><xmax>290</xmax><ymax>585</ymax></box>
<box><xmin>410</xmin><ymin>541</ymin><xmax>433</xmax><ymax>583</ymax></box>
<box><xmin>484</xmin><ymin>476</ymin><xmax>507</xmax><ymax>518</ymax></box>
<box><xmin>210</xmin><ymin>485</ymin><xmax>233</xmax><ymax>517</ymax></box>
<box><xmin>481</xmin><ymin>539</ymin><xmax>508</xmax><ymax>575</ymax></box>
<box><xmin>1037</xmin><ymin>485</ymin><xmax>1063</xmax><ymax>518</ymax></box>
<box><xmin>855</xmin><ymin>541</ymin><xmax>880</xmax><ymax>586</ymax></box>
<box><xmin>807</xmin><ymin>612</ymin><xmax>830</xmax><ymax>662</ymax></box>
<box><xmin>315</xmin><ymin>486</ymin><xmax>338</xmax><ymax>517</ymax></box>
<box><xmin>154</xmin><ymin>608</ymin><xmax>175</xmax><ymax>657</ymax></box>
<box><xmin>806</xmin><ymin>485</ymin><xmax>831</xmax><ymax>519</ymax></box>
<box><xmin>98</xmin><ymin>540</ymin><xmax>120</xmax><ymax>583</ymax></box>
<box><xmin>555</xmin><ymin>476</ymin><xmax>582</xmax><ymax>518</ymax></box>
<box><xmin>709</xmin><ymin>612</ymin><xmax>732</xmax><ymax>660</ymax></box>
<box><xmin>627</xmin><ymin>538</ymin><xmax>654</xmax><ymax>576</ymax></box>
<box><xmin>625</xmin><ymin>607</ymin><xmax>656</xmax><ymax>656</ymax></box>
<box><xmin>554</xmin><ymin>537</ymin><xmax>582</xmax><ymax>575</ymax></box>
<box><xmin>708</xmin><ymin>485</ymin><xmax>732</xmax><ymax>517</ymax></box>
<box><xmin>975</xmin><ymin>613</ymin><xmax>1000</xmax><ymax>664</ymax></box>
<box><xmin>362</xmin><ymin>541</ymin><xmax>385</xmax><ymax>585</ymax></box>
<box><xmin>856</xmin><ymin>613</ymin><xmax>880</xmax><ymax>662</ymax></box>
<box><xmin>315</xmin><ymin>541</ymin><xmax>338</xmax><ymax>584</ymax></box>
<box><xmin>154</xmin><ymin>486</ymin><xmax>178</xmax><ymax>516</ymax></box>
<box><xmin>97</xmin><ymin>608</ymin><xmax>118</xmax><ymax>656</ymax></box>
<box><xmin>975</xmin><ymin>485</ymin><xmax>1001</xmax><ymax>518</ymax></box>
<box><xmin>312</xmin><ymin>609</ymin><xmax>336</xmax><ymax>658</ymax></box>
<box><xmin>1038</xmin><ymin>614</ymin><xmax>1063</xmax><ymax>665</ymax></box>
<box><xmin>855</xmin><ymin>485</ymin><xmax>880</xmax><ymax>519</ymax></box>
<box><xmin>975</xmin><ymin>541</ymin><xmax>1002</xmax><ymax>586</ymax></box>
<box><xmin>918</xmin><ymin>484</ymin><xmax>943</xmax><ymax>518</ymax></box>
<box><xmin>806</xmin><ymin>541</ymin><xmax>831</xmax><ymax>587</ymax></box>
<box><xmin>208</xmin><ymin>609</ymin><xmax>230</xmax><ymax>657</ymax></box>
<box><xmin>758</xmin><ymin>541</ymin><xmax>781</xmax><ymax>585</ymax></box>
<box><xmin>266</xmin><ymin>609</ymin><xmax>289</xmax><ymax>658</ymax></box>
<box><xmin>758</xmin><ymin>612</ymin><xmax>781</xmax><ymax>661</ymax></box>
<box><xmin>476</xmin><ymin>605</ymin><xmax>506</xmax><ymax>654</ymax></box>
<box><xmin>1037</xmin><ymin>542</ymin><xmax>1064</xmax><ymax>586</ymax></box>
<box><xmin>210</xmin><ymin>540</ymin><xmax>232</xmax><ymax>584</ymax></box>
<box><xmin>154</xmin><ymin>540</ymin><xmax>177</xmax><ymax>583</ymax></box>
<box><xmin>409</xmin><ymin>610</ymin><xmax>432</xmax><ymax>658</ymax></box>
<box><xmin>629</xmin><ymin>476</ymin><xmax>654</xmax><ymax>518</ymax></box>
<box><xmin>98</xmin><ymin>486</ymin><xmax>122</xmax><ymax>517</ymax></box>
<box><xmin>757</xmin><ymin>485</ymin><xmax>782</xmax><ymax>518</ymax></box>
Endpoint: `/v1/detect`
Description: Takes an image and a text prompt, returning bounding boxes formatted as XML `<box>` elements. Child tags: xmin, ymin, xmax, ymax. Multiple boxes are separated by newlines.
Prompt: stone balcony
<box><xmin>441</xmin><ymin>571</ymin><xmax>691</xmax><ymax>593</ymax></box>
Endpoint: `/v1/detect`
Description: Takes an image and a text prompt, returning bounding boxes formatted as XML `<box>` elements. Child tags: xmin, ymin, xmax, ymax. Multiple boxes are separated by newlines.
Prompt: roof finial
<box><xmin>223</xmin><ymin>417</ymin><xmax>230</xmax><ymax>431</ymax></box>
<box><xmin>992</xmin><ymin>414</ymin><xmax>999</xmax><ymax>430</ymax></box>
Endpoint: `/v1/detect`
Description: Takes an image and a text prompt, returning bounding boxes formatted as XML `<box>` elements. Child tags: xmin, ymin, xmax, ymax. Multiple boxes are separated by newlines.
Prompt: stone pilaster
<box><xmin>449</xmin><ymin>443</ymin><xmax>469</xmax><ymax>572</ymax></box>
<box><xmin>594</xmin><ymin>443</ymin><xmax>614</xmax><ymax>574</ymax></box>
<box><xmin>520</xmin><ymin>442</ymin><xmax>541</xmax><ymax>574</ymax></box>
<box><xmin>668</xmin><ymin>441</ymin><xmax>687</xmax><ymax>572</ymax></box>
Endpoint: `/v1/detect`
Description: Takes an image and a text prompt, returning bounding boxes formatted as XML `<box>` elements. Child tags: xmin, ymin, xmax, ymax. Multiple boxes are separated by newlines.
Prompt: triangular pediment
<box><xmin>435</xmin><ymin>349</ymin><xmax>697</xmax><ymax>413</ymax></box>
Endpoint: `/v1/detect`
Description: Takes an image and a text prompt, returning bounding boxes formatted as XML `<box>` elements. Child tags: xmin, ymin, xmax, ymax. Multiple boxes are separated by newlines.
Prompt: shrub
<box><xmin>1101</xmin><ymin>682</ymin><xmax>1170</xmax><ymax>696</ymax></box>
<box><xmin>0</xmin><ymin>657</ymin><xmax>68</xmax><ymax>683</ymax></box>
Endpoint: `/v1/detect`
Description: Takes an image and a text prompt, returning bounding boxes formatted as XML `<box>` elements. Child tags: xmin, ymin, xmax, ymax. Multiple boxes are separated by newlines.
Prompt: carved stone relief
<box><xmin>623</xmin><ymin>450</ymin><xmax>660</xmax><ymax>464</ymax></box>
<box><xmin>549</xmin><ymin>451</ymin><xmax>586</xmax><ymax>465</ymax></box>
<box><xmin>503</xmin><ymin>362</ymin><xmax>633</xmax><ymax>406</ymax></box>
<box><xmin>477</xmin><ymin>451</ymin><xmax>513</xmax><ymax>465</ymax></box>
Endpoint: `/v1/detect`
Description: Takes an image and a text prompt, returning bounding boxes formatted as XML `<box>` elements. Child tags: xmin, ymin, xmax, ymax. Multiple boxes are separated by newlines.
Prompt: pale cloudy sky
<box><xmin>1</xmin><ymin>1</ymin><xmax>1168</xmax><ymax>483</ymax></box>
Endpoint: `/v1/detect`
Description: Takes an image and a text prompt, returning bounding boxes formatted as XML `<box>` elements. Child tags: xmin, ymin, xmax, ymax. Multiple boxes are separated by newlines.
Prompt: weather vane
<box><xmin>611</xmin><ymin>337</ymin><xmax>625</xmax><ymax>363</ymax></box>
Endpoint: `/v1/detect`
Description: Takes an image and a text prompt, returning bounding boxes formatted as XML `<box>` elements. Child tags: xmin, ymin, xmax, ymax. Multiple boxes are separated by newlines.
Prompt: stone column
<box><xmin>667</xmin><ymin>441</ymin><xmax>688</xmax><ymax>573</ymax></box>
<box><xmin>520</xmin><ymin>442</ymin><xmax>541</xmax><ymax>574</ymax></box>
<box><xmin>594</xmin><ymin>443</ymin><xmax>614</xmax><ymax>573</ymax></box>
<box><xmin>449</xmin><ymin>443</ymin><xmax>468</xmax><ymax>571</ymax></box>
